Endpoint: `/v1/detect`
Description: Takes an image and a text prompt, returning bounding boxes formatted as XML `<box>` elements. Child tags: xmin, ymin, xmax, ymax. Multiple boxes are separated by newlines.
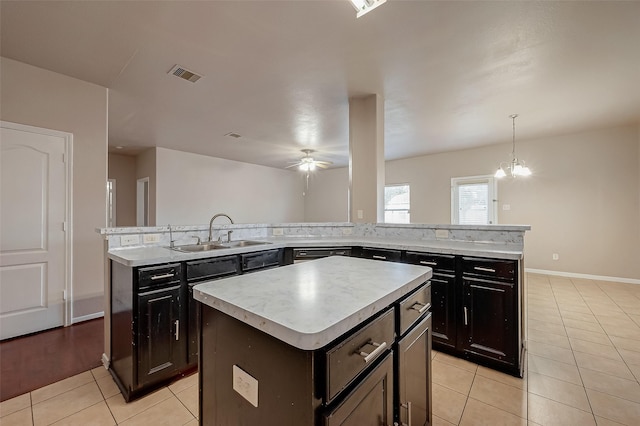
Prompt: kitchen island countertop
<box><xmin>193</xmin><ymin>256</ymin><xmax>432</xmax><ymax>350</ymax></box>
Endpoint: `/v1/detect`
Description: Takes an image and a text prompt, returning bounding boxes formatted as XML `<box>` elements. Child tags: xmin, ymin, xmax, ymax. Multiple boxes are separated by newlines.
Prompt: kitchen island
<box><xmin>193</xmin><ymin>256</ymin><xmax>433</xmax><ymax>426</ymax></box>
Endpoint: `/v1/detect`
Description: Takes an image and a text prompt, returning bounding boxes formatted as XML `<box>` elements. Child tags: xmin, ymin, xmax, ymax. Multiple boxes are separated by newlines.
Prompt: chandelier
<box><xmin>495</xmin><ymin>114</ymin><xmax>531</xmax><ymax>178</ymax></box>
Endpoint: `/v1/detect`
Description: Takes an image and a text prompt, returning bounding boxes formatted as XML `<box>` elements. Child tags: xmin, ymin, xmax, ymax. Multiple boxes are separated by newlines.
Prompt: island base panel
<box><xmin>199</xmin><ymin>306</ymin><xmax>321</xmax><ymax>425</ymax></box>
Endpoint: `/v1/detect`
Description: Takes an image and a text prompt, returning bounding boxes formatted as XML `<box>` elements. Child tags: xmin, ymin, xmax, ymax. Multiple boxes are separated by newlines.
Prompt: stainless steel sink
<box><xmin>171</xmin><ymin>243</ymin><xmax>228</xmax><ymax>252</ymax></box>
<box><xmin>222</xmin><ymin>240</ymin><xmax>271</xmax><ymax>248</ymax></box>
<box><xmin>171</xmin><ymin>240</ymin><xmax>270</xmax><ymax>252</ymax></box>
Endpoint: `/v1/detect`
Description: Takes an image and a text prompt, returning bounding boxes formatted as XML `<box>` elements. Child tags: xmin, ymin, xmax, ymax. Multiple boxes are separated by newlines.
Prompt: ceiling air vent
<box><xmin>168</xmin><ymin>64</ymin><xmax>202</xmax><ymax>83</ymax></box>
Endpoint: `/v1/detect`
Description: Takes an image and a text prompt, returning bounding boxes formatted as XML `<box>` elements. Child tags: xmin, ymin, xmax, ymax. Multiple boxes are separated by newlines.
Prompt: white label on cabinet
<box><xmin>233</xmin><ymin>365</ymin><xmax>258</xmax><ymax>407</ymax></box>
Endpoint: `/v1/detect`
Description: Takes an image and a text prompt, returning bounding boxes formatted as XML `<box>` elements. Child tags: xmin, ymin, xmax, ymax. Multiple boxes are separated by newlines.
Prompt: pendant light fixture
<box><xmin>495</xmin><ymin>114</ymin><xmax>531</xmax><ymax>178</ymax></box>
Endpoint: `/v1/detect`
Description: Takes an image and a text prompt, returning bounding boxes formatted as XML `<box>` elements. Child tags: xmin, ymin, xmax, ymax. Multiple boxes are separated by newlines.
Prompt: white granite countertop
<box><xmin>193</xmin><ymin>256</ymin><xmax>432</xmax><ymax>350</ymax></box>
<box><xmin>107</xmin><ymin>236</ymin><xmax>524</xmax><ymax>267</ymax></box>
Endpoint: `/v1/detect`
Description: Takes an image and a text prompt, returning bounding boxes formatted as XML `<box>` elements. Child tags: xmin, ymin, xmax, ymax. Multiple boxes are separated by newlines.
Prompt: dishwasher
<box><xmin>292</xmin><ymin>247</ymin><xmax>352</xmax><ymax>263</ymax></box>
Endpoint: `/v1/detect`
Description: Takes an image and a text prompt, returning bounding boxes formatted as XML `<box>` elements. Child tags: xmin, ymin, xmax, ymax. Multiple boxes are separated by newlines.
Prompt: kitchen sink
<box><xmin>171</xmin><ymin>240</ymin><xmax>270</xmax><ymax>253</ymax></box>
<box><xmin>171</xmin><ymin>243</ymin><xmax>228</xmax><ymax>252</ymax></box>
<box><xmin>223</xmin><ymin>240</ymin><xmax>271</xmax><ymax>248</ymax></box>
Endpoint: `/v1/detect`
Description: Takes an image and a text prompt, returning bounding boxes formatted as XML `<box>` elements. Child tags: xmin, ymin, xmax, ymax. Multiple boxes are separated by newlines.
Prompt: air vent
<box><xmin>168</xmin><ymin>64</ymin><xmax>202</xmax><ymax>83</ymax></box>
<box><xmin>225</xmin><ymin>132</ymin><xmax>242</xmax><ymax>139</ymax></box>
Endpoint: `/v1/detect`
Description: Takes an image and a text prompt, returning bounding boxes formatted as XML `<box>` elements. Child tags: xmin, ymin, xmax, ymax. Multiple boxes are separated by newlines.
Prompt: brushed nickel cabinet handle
<box><xmin>474</xmin><ymin>266</ymin><xmax>496</xmax><ymax>273</ymax></box>
<box><xmin>174</xmin><ymin>320</ymin><xmax>180</xmax><ymax>340</ymax></box>
<box><xmin>420</xmin><ymin>261</ymin><xmax>437</xmax><ymax>266</ymax></box>
<box><xmin>372</xmin><ymin>255</ymin><xmax>387</xmax><ymax>260</ymax></box>
<box><xmin>464</xmin><ymin>307</ymin><xmax>468</xmax><ymax>325</ymax></box>
<box><xmin>409</xmin><ymin>301</ymin><xmax>431</xmax><ymax>314</ymax></box>
<box><xmin>400</xmin><ymin>401</ymin><xmax>412</xmax><ymax>426</ymax></box>
<box><xmin>356</xmin><ymin>341</ymin><xmax>387</xmax><ymax>363</ymax></box>
<box><xmin>150</xmin><ymin>272</ymin><xmax>175</xmax><ymax>280</ymax></box>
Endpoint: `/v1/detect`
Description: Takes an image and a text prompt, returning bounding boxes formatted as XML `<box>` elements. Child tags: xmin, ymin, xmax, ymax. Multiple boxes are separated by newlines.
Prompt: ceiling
<box><xmin>2</xmin><ymin>1</ymin><xmax>639</xmax><ymax>169</ymax></box>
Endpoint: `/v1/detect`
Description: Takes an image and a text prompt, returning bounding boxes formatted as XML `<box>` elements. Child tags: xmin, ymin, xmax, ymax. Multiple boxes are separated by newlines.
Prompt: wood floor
<box><xmin>0</xmin><ymin>318</ymin><xmax>104</xmax><ymax>402</ymax></box>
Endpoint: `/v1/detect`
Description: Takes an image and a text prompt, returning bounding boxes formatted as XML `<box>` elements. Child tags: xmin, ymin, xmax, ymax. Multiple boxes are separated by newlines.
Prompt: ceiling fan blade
<box><xmin>285</xmin><ymin>163</ymin><xmax>302</xmax><ymax>169</ymax></box>
<box><xmin>315</xmin><ymin>163</ymin><xmax>331</xmax><ymax>169</ymax></box>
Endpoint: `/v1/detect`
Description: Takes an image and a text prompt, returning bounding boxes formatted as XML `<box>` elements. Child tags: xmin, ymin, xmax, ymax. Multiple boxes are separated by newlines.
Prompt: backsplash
<box><xmin>98</xmin><ymin>222</ymin><xmax>529</xmax><ymax>251</ymax></box>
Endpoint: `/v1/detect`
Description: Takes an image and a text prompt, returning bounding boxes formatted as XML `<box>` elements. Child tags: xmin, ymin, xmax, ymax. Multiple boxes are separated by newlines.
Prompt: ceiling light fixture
<box><xmin>286</xmin><ymin>149</ymin><xmax>333</xmax><ymax>195</ymax></box>
<box><xmin>495</xmin><ymin>114</ymin><xmax>531</xmax><ymax>179</ymax></box>
<box><xmin>349</xmin><ymin>0</ymin><xmax>387</xmax><ymax>18</ymax></box>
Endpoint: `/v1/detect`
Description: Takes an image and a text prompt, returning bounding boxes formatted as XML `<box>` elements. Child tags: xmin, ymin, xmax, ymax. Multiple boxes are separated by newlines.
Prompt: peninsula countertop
<box><xmin>107</xmin><ymin>236</ymin><xmax>524</xmax><ymax>267</ymax></box>
<box><xmin>192</xmin><ymin>256</ymin><xmax>432</xmax><ymax>350</ymax></box>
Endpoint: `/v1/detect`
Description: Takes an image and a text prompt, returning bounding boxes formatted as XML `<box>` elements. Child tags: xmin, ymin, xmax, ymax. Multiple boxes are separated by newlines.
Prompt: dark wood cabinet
<box><xmin>403</xmin><ymin>252</ymin><xmax>522</xmax><ymax>376</ymax></box>
<box><xmin>110</xmin><ymin>261</ymin><xmax>188</xmax><ymax>401</ymax></box>
<box><xmin>185</xmin><ymin>255</ymin><xmax>240</xmax><ymax>366</ymax></box>
<box><xmin>137</xmin><ymin>284</ymin><xmax>184</xmax><ymax>385</ymax></box>
<box><xmin>460</xmin><ymin>264</ymin><xmax>517</xmax><ymax>370</ymax></box>
<box><xmin>199</xmin><ymin>281</ymin><xmax>431</xmax><ymax>426</ymax></box>
<box><xmin>396</xmin><ymin>314</ymin><xmax>432</xmax><ymax>426</ymax></box>
<box><xmin>241</xmin><ymin>248</ymin><xmax>283</xmax><ymax>272</ymax></box>
<box><xmin>361</xmin><ymin>247</ymin><xmax>403</xmax><ymax>262</ymax></box>
<box><xmin>323</xmin><ymin>354</ymin><xmax>394</xmax><ymax>426</ymax></box>
<box><xmin>405</xmin><ymin>252</ymin><xmax>457</xmax><ymax>351</ymax></box>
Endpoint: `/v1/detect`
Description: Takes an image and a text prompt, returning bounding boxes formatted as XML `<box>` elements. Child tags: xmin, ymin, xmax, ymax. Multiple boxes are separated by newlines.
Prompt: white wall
<box><xmin>304</xmin><ymin>167</ymin><xmax>349</xmax><ymax>222</ymax></box>
<box><xmin>386</xmin><ymin>124</ymin><xmax>640</xmax><ymax>280</ymax></box>
<box><xmin>155</xmin><ymin>148</ymin><xmax>305</xmax><ymax>225</ymax></box>
<box><xmin>108</xmin><ymin>153</ymin><xmax>136</xmax><ymax>226</ymax></box>
<box><xmin>135</xmin><ymin>148</ymin><xmax>157</xmax><ymax>226</ymax></box>
<box><xmin>1</xmin><ymin>57</ymin><xmax>108</xmax><ymax>320</ymax></box>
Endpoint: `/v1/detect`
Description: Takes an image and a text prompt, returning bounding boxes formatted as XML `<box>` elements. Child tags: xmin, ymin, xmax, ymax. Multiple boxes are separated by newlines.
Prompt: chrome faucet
<box><xmin>208</xmin><ymin>213</ymin><xmax>234</xmax><ymax>243</ymax></box>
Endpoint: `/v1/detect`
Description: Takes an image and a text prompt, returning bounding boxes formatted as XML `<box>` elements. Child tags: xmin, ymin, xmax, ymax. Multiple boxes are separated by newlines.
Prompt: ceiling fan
<box><xmin>286</xmin><ymin>149</ymin><xmax>333</xmax><ymax>196</ymax></box>
<box><xmin>286</xmin><ymin>149</ymin><xmax>332</xmax><ymax>172</ymax></box>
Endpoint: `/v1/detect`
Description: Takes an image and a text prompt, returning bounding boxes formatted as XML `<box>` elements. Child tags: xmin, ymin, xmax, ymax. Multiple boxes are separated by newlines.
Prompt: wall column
<box><xmin>349</xmin><ymin>94</ymin><xmax>385</xmax><ymax>223</ymax></box>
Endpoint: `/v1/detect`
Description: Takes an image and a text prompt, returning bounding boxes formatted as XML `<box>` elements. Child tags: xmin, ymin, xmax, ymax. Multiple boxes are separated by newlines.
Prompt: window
<box><xmin>384</xmin><ymin>184</ymin><xmax>410</xmax><ymax>223</ymax></box>
<box><xmin>451</xmin><ymin>176</ymin><xmax>497</xmax><ymax>225</ymax></box>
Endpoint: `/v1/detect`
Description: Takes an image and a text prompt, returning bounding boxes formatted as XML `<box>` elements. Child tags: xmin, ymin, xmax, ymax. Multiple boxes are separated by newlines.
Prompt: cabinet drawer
<box><xmin>325</xmin><ymin>309</ymin><xmax>394</xmax><ymax>403</ymax></box>
<box><xmin>462</xmin><ymin>257</ymin><xmax>516</xmax><ymax>281</ymax></box>
<box><xmin>186</xmin><ymin>255</ymin><xmax>239</xmax><ymax>282</ymax></box>
<box><xmin>137</xmin><ymin>263</ymin><xmax>182</xmax><ymax>291</ymax></box>
<box><xmin>241</xmin><ymin>249</ymin><xmax>282</xmax><ymax>272</ymax></box>
<box><xmin>397</xmin><ymin>283</ymin><xmax>432</xmax><ymax>337</ymax></box>
<box><xmin>405</xmin><ymin>251</ymin><xmax>455</xmax><ymax>272</ymax></box>
<box><xmin>323</xmin><ymin>353</ymin><xmax>393</xmax><ymax>426</ymax></box>
<box><xmin>361</xmin><ymin>247</ymin><xmax>402</xmax><ymax>262</ymax></box>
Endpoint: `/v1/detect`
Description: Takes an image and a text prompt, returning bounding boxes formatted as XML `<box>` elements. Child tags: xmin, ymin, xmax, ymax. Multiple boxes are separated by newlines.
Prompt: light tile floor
<box><xmin>2</xmin><ymin>274</ymin><xmax>640</xmax><ymax>425</ymax></box>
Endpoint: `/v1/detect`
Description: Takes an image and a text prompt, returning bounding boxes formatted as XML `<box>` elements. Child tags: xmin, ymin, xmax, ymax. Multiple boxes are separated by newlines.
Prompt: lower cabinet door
<box><xmin>460</xmin><ymin>276</ymin><xmax>516</xmax><ymax>366</ymax></box>
<box><xmin>397</xmin><ymin>314</ymin><xmax>432</xmax><ymax>426</ymax></box>
<box><xmin>137</xmin><ymin>285</ymin><xmax>184</xmax><ymax>385</ymax></box>
<box><xmin>430</xmin><ymin>273</ymin><xmax>456</xmax><ymax>351</ymax></box>
<box><xmin>323</xmin><ymin>353</ymin><xmax>394</xmax><ymax>426</ymax></box>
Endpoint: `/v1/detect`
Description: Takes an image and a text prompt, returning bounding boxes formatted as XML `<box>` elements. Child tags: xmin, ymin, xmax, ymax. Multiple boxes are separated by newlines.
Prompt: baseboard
<box><xmin>71</xmin><ymin>311</ymin><xmax>105</xmax><ymax>324</ymax></box>
<box><xmin>102</xmin><ymin>353</ymin><xmax>110</xmax><ymax>369</ymax></box>
<box><xmin>526</xmin><ymin>268</ymin><xmax>640</xmax><ymax>285</ymax></box>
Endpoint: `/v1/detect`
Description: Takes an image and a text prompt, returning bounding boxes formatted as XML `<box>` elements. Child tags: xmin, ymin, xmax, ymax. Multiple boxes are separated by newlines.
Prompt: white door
<box><xmin>0</xmin><ymin>122</ymin><xmax>70</xmax><ymax>340</ymax></box>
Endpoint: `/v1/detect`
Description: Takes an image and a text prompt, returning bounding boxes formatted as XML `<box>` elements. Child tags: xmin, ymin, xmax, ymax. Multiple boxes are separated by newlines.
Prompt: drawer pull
<box><xmin>409</xmin><ymin>301</ymin><xmax>431</xmax><ymax>314</ymax></box>
<box><xmin>174</xmin><ymin>320</ymin><xmax>179</xmax><ymax>340</ymax></box>
<box><xmin>400</xmin><ymin>401</ymin><xmax>412</xmax><ymax>426</ymax></box>
<box><xmin>464</xmin><ymin>306</ymin><xmax>468</xmax><ymax>325</ymax></box>
<box><xmin>150</xmin><ymin>272</ymin><xmax>175</xmax><ymax>280</ymax></box>
<box><xmin>298</xmin><ymin>251</ymin><xmax>308</xmax><ymax>256</ymax></box>
<box><xmin>335</xmin><ymin>251</ymin><xmax>347</xmax><ymax>255</ymax></box>
<box><xmin>356</xmin><ymin>340</ymin><xmax>387</xmax><ymax>363</ymax></box>
<box><xmin>419</xmin><ymin>261</ymin><xmax>437</xmax><ymax>266</ymax></box>
<box><xmin>372</xmin><ymin>255</ymin><xmax>387</xmax><ymax>260</ymax></box>
<box><xmin>474</xmin><ymin>266</ymin><xmax>496</xmax><ymax>273</ymax></box>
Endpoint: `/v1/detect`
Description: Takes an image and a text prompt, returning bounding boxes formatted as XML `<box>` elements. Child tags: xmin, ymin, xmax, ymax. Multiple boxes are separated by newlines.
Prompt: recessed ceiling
<box><xmin>1</xmin><ymin>1</ymin><xmax>639</xmax><ymax>169</ymax></box>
